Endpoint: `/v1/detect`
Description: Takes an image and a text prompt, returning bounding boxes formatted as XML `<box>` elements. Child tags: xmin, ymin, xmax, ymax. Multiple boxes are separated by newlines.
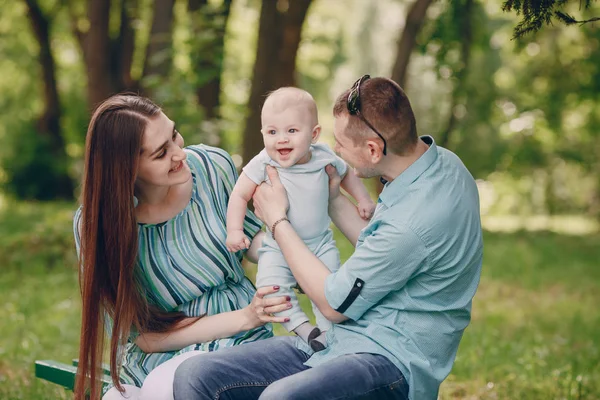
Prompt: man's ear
<box><xmin>311</xmin><ymin>125</ymin><xmax>322</xmax><ymax>143</ymax></box>
<box><xmin>365</xmin><ymin>139</ymin><xmax>384</xmax><ymax>163</ymax></box>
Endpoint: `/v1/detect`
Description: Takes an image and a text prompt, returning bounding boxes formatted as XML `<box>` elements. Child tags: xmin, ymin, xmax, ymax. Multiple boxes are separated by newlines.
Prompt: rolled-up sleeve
<box><xmin>325</xmin><ymin>221</ymin><xmax>429</xmax><ymax>320</ymax></box>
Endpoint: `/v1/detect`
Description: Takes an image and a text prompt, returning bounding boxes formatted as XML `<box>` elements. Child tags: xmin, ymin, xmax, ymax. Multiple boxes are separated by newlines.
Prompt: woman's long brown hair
<box><xmin>75</xmin><ymin>95</ymin><xmax>186</xmax><ymax>399</ymax></box>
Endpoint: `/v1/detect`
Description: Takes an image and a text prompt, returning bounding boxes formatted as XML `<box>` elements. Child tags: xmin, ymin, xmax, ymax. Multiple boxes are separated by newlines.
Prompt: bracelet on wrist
<box><xmin>270</xmin><ymin>217</ymin><xmax>289</xmax><ymax>239</ymax></box>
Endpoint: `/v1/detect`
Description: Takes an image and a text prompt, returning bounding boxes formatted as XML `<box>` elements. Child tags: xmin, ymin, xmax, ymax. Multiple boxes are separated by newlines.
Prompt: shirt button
<box><xmin>357</xmin><ymin>282</ymin><xmax>362</xmax><ymax>287</ymax></box>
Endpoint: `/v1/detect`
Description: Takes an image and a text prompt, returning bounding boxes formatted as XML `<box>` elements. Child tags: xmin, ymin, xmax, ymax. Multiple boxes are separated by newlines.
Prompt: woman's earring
<box><xmin>133</xmin><ymin>196</ymin><xmax>139</xmax><ymax>208</ymax></box>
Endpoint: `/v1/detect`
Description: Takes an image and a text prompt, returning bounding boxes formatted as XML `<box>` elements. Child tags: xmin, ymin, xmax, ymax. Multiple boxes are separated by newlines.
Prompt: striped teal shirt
<box><xmin>301</xmin><ymin>136</ymin><xmax>483</xmax><ymax>400</ymax></box>
<box><xmin>74</xmin><ymin>145</ymin><xmax>272</xmax><ymax>388</ymax></box>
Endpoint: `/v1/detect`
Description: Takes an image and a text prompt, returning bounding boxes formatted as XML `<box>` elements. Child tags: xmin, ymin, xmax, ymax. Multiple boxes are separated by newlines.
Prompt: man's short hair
<box><xmin>333</xmin><ymin>77</ymin><xmax>418</xmax><ymax>155</ymax></box>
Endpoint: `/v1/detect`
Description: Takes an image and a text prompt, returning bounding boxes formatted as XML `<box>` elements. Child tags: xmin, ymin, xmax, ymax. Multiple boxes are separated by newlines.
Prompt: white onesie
<box><xmin>243</xmin><ymin>143</ymin><xmax>347</xmax><ymax>331</ymax></box>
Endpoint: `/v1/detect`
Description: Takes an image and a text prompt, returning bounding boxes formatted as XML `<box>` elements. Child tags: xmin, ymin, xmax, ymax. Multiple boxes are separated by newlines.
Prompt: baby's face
<box><xmin>261</xmin><ymin>105</ymin><xmax>318</xmax><ymax>168</ymax></box>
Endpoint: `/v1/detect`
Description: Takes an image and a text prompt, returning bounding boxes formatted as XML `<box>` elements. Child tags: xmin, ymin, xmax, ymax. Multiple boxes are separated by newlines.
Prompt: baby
<box><xmin>226</xmin><ymin>87</ymin><xmax>375</xmax><ymax>351</ymax></box>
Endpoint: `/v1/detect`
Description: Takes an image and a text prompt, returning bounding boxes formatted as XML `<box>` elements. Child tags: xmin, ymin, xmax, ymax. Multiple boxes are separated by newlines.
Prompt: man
<box><xmin>173</xmin><ymin>76</ymin><xmax>483</xmax><ymax>400</ymax></box>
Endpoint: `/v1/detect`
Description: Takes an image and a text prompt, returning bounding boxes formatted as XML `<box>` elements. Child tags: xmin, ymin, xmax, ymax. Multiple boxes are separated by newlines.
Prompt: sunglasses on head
<box><xmin>346</xmin><ymin>74</ymin><xmax>387</xmax><ymax>156</ymax></box>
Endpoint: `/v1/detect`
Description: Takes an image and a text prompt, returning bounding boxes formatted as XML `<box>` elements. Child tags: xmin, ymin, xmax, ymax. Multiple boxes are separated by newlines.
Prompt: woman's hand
<box><xmin>252</xmin><ymin>166</ymin><xmax>289</xmax><ymax>228</ymax></box>
<box><xmin>242</xmin><ymin>285</ymin><xmax>292</xmax><ymax>329</ymax></box>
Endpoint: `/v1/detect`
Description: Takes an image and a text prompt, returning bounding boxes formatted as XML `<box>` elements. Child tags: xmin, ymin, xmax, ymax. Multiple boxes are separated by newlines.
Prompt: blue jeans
<box><xmin>173</xmin><ymin>336</ymin><xmax>409</xmax><ymax>400</ymax></box>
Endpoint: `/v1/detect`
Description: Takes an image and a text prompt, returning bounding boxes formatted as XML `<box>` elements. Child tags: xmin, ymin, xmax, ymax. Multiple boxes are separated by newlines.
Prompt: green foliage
<box><xmin>503</xmin><ymin>0</ymin><xmax>599</xmax><ymax>38</ymax></box>
<box><xmin>409</xmin><ymin>0</ymin><xmax>600</xmax><ymax>216</ymax></box>
<box><xmin>0</xmin><ymin>199</ymin><xmax>78</xmax><ymax>269</ymax></box>
<box><xmin>2</xmin><ymin>0</ymin><xmax>600</xmax><ymax>210</ymax></box>
<box><xmin>1</xmin><ymin>122</ymin><xmax>73</xmax><ymax>200</ymax></box>
<box><xmin>0</xmin><ymin>200</ymin><xmax>78</xmax><ymax>399</ymax></box>
<box><xmin>148</xmin><ymin>74</ymin><xmax>210</xmax><ymax>146</ymax></box>
<box><xmin>297</xmin><ymin>0</ymin><xmax>348</xmax><ymax>102</ymax></box>
<box><xmin>415</xmin><ymin>1</ymin><xmax>508</xmax><ymax>175</ymax></box>
<box><xmin>0</xmin><ymin>1</ymin><xmax>88</xmax><ymax>200</ymax></box>
<box><xmin>444</xmin><ymin>230</ymin><xmax>600</xmax><ymax>399</ymax></box>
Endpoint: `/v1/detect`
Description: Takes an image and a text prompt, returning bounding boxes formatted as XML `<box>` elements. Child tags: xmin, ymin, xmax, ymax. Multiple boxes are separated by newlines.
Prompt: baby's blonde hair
<box><xmin>262</xmin><ymin>87</ymin><xmax>319</xmax><ymax>126</ymax></box>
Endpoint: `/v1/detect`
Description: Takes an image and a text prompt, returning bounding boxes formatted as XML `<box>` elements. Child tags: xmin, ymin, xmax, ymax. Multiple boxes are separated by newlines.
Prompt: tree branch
<box><xmin>555</xmin><ymin>11</ymin><xmax>600</xmax><ymax>24</ymax></box>
<box><xmin>22</xmin><ymin>0</ymin><xmax>75</xmax><ymax>198</ymax></box>
<box><xmin>503</xmin><ymin>0</ymin><xmax>599</xmax><ymax>37</ymax></box>
<box><xmin>23</xmin><ymin>0</ymin><xmax>62</xmax><ymax>144</ymax></box>
<box><xmin>391</xmin><ymin>0</ymin><xmax>435</xmax><ymax>88</ymax></box>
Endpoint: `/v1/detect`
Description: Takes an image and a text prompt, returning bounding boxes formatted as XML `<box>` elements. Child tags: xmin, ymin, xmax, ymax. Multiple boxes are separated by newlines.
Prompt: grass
<box><xmin>0</xmin><ymin>200</ymin><xmax>598</xmax><ymax>399</ymax></box>
<box><xmin>0</xmin><ymin>200</ymin><xmax>80</xmax><ymax>400</ymax></box>
<box><xmin>443</xmin><ymin>232</ymin><xmax>600</xmax><ymax>399</ymax></box>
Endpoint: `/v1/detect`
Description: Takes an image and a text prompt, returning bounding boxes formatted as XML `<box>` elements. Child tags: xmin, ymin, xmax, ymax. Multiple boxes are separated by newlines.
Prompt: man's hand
<box><xmin>252</xmin><ymin>166</ymin><xmax>289</xmax><ymax>228</ymax></box>
<box><xmin>226</xmin><ymin>230</ymin><xmax>251</xmax><ymax>252</ymax></box>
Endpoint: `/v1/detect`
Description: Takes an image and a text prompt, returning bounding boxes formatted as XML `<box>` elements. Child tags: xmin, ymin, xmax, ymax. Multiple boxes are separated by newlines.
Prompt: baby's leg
<box><xmin>310</xmin><ymin>243</ymin><xmax>342</xmax><ymax>351</ymax></box>
<box><xmin>256</xmin><ymin>250</ymin><xmax>319</xmax><ymax>343</ymax></box>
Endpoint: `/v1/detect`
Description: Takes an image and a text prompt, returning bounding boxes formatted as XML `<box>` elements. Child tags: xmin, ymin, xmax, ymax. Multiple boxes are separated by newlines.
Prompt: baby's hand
<box><xmin>358</xmin><ymin>199</ymin><xmax>376</xmax><ymax>220</ymax></box>
<box><xmin>226</xmin><ymin>230</ymin><xmax>251</xmax><ymax>252</ymax></box>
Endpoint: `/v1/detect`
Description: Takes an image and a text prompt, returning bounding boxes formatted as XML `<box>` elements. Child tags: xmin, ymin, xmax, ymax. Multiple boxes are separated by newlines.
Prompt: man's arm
<box><xmin>321</xmin><ymin>222</ymin><xmax>428</xmax><ymax>321</ymax></box>
<box><xmin>253</xmin><ymin>167</ymin><xmax>429</xmax><ymax>323</ymax></box>
<box><xmin>271</xmin><ymin>218</ymin><xmax>429</xmax><ymax>323</ymax></box>
<box><xmin>272</xmin><ymin>221</ymin><xmax>348</xmax><ymax>323</ymax></box>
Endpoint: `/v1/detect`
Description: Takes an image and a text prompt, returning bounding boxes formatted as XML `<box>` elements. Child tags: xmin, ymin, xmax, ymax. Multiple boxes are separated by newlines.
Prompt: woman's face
<box><xmin>135</xmin><ymin>112</ymin><xmax>191</xmax><ymax>192</ymax></box>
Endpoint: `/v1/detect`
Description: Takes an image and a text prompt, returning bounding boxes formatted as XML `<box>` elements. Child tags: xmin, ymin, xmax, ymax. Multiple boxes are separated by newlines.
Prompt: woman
<box><xmin>74</xmin><ymin>94</ymin><xmax>289</xmax><ymax>400</ymax></box>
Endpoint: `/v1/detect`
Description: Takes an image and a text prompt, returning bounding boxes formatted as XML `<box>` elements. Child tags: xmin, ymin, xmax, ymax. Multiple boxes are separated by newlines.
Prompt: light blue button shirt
<box><xmin>301</xmin><ymin>136</ymin><xmax>483</xmax><ymax>400</ymax></box>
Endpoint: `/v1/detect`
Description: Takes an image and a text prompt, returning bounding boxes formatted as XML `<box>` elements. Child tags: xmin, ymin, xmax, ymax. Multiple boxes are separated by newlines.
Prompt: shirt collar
<box><xmin>378</xmin><ymin>135</ymin><xmax>438</xmax><ymax>207</ymax></box>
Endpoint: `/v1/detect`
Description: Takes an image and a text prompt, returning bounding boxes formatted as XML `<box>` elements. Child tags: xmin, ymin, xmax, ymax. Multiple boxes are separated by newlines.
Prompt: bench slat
<box><xmin>72</xmin><ymin>359</ymin><xmax>111</xmax><ymax>376</ymax></box>
<box><xmin>35</xmin><ymin>360</ymin><xmax>111</xmax><ymax>391</ymax></box>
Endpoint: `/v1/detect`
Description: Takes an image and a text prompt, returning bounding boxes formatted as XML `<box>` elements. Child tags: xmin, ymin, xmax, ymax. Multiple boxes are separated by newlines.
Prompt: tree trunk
<box><xmin>67</xmin><ymin>0</ymin><xmax>89</xmax><ymax>69</ymax></box>
<box><xmin>276</xmin><ymin>0</ymin><xmax>311</xmax><ymax>87</ymax></box>
<box><xmin>439</xmin><ymin>0</ymin><xmax>474</xmax><ymax>148</ymax></box>
<box><xmin>242</xmin><ymin>0</ymin><xmax>312</xmax><ymax>165</ymax></box>
<box><xmin>142</xmin><ymin>0</ymin><xmax>176</xmax><ymax>94</ymax></box>
<box><xmin>24</xmin><ymin>0</ymin><xmax>74</xmax><ymax>198</ymax></box>
<box><xmin>115</xmin><ymin>0</ymin><xmax>138</xmax><ymax>90</ymax></box>
<box><xmin>390</xmin><ymin>0</ymin><xmax>434</xmax><ymax>88</ymax></box>
<box><xmin>86</xmin><ymin>0</ymin><xmax>116</xmax><ymax>108</ymax></box>
<box><xmin>188</xmin><ymin>0</ymin><xmax>232</xmax><ymax>120</ymax></box>
<box><xmin>69</xmin><ymin>0</ymin><xmax>139</xmax><ymax>107</ymax></box>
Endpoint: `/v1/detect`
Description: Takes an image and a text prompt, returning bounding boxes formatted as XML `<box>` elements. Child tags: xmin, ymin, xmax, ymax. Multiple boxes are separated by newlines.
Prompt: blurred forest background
<box><xmin>0</xmin><ymin>0</ymin><xmax>599</xmax><ymax>398</ymax></box>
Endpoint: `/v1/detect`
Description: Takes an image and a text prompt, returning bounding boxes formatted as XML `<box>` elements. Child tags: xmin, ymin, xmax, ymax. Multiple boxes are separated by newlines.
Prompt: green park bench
<box><xmin>34</xmin><ymin>359</ymin><xmax>111</xmax><ymax>392</ymax></box>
